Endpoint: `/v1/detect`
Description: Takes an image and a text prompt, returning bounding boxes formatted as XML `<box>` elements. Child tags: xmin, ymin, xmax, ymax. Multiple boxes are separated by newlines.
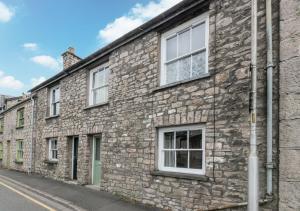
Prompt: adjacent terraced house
<box><xmin>0</xmin><ymin>0</ymin><xmax>299</xmax><ymax>210</ymax></box>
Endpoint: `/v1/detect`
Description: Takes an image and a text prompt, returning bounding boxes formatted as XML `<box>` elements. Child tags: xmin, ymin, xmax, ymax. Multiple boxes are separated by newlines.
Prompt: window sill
<box><xmin>44</xmin><ymin>159</ymin><xmax>58</xmax><ymax>164</ymax></box>
<box><xmin>14</xmin><ymin>160</ymin><xmax>23</xmax><ymax>164</ymax></box>
<box><xmin>83</xmin><ymin>102</ymin><xmax>109</xmax><ymax>110</ymax></box>
<box><xmin>45</xmin><ymin>115</ymin><xmax>60</xmax><ymax>120</ymax></box>
<box><xmin>152</xmin><ymin>73</ymin><xmax>210</xmax><ymax>93</ymax></box>
<box><xmin>16</xmin><ymin>126</ymin><xmax>24</xmax><ymax>130</ymax></box>
<box><xmin>151</xmin><ymin>170</ymin><xmax>208</xmax><ymax>181</ymax></box>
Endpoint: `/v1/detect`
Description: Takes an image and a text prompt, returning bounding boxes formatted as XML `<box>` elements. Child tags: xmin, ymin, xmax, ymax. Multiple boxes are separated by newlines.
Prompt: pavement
<box><xmin>0</xmin><ymin>168</ymin><xmax>159</xmax><ymax>211</ymax></box>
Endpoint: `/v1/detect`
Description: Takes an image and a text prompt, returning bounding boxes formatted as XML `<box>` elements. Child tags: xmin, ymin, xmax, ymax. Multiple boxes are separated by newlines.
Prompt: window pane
<box><xmin>56</xmin><ymin>102</ymin><xmax>60</xmax><ymax>115</ymax></box>
<box><xmin>55</xmin><ymin>88</ymin><xmax>60</xmax><ymax>103</ymax></box>
<box><xmin>93</xmin><ymin>86</ymin><xmax>108</xmax><ymax>104</ymax></box>
<box><xmin>192</xmin><ymin>23</ymin><xmax>206</xmax><ymax>51</ymax></box>
<box><xmin>176</xmin><ymin>131</ymin><xmax>187</xmax><ymax>149</ymax></box>
<box><xmin>95</xmin><ymin>138</ymin><xmax>101</xmax><ymax>160</ymax></box>
<box><xmin>190</xmin><ymin>151</ymin><xmax>203</xmax><ymax>169</ymax></box>
<box><xmin>178</xmin><ymin>56</ymin><xmax>191</xmax><ymax>81</ymax></box>
<box><xmin>189</xmin><ymin>130</ymin><xmax>202</xmax><ymax>149</ymax></box>
<box><xmin>192</xmin><ymin>51</ymin><xmax>206</xmax><ymax>76</ymax></box>
<box><xmin>164</xmin><ymin>151</ymin><xmax>175</xmax><ymax>167</ymax></box>
<box><xmin>176</xmin><ymin>151</ymin><xmax>188</xmax><ymax>168</ymax></box>
<box><xmin>166</xmin><ymin>36</ymin><xmax>177</xmax><ymax>61</ymax></box>
<box><xmin>166</xmin><ymin>61</ymin><xmax>177</xmax><ymax>84</ymax></box>
<box><xmin>178</xmin><ymin>29</ymin><xmax>190</xmax><ymax>56</ymax></box>
<box><xmin>164</xmin><ymin>132</ymin><xmax>174</xmax><ymax>149</ymax></box>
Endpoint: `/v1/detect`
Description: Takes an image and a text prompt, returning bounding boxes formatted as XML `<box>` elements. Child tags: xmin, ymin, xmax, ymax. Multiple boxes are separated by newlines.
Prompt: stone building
<box><xmin>0</xmin><ymin>0</ymin><xmax>299</xmax><ymax>210</ymax></box>
<box><xmin>0</xmin><ymin>95</ymin><xmax>35</xmax><ymax>172</ymax></box>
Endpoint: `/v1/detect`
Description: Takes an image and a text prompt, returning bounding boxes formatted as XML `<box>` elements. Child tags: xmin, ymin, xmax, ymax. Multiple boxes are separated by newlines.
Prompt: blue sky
<box><xmin>0</xmin><ymin>0</ymin><xmax>181</xmax><ymax>96</ymax></box>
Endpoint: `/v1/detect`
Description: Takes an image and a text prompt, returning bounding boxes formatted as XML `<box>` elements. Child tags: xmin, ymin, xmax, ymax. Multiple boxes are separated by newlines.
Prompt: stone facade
<box><xmin>0</xmin><ymin>96</ymin><xmax>34</xmax><ymax>173</ymax></box>
<box><xmin>279</xmin><ymin>0</ymin><xmax>300</xmax><ymax>210</ymax></box>
<box><xmin>0</xmin><ymin>0</ymin><xmax>298</xmax><ymax>210</ymax></box>
<box><xmin>30</xmin><ymin>0</ymin><xmax>281</xmax><ymax>210</ymax></box>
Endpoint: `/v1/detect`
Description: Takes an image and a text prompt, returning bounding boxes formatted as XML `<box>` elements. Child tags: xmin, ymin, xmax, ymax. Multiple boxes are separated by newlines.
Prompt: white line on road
<box><xmin>0</xmin><ymin>180</ymin><xmax>56</xmax><ymax>211</ymax></box>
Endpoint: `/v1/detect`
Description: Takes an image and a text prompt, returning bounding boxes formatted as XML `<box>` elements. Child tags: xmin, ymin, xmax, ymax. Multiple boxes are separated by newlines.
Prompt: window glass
<box><xmin>176</xmin><ymin>151</ymin><xmax>188</xmax><ymax>168</ymax></box>
<box><xmin>166</xmin><ymin>36</ymin><xmax>177</xmax><ymax>61</ymax></box>
<box><xmin>192</xmin><ymin>51</ymin><xmax>206</xmax><ymax>77</ymax></box>
<box><xmin>176</xmin><ymin>131</ymin><xmax>187</xmax><ymax>149</ymax></box>
<box><xmin>164</xmin><ymin>151</ymin><xmax>175</xmax><ymax>167</ymax></box>
<box><xmin>178</xmin><ymin>57</ymin><xmax>191</xmax><ymax>80</ymax></box>
<box><xmin>190</xmin><ymin>151</ymin><xmax>202</xmax><ymax>169</ymax></box>
<box><xmin>189</xmin><ymin>130</ymin><xmax>202</xmax><ymax>149</ymax></box>
<box><xmin>166</xmin><ymin>61</ymin><xmax>177</xmax><ymax>84</ymax></box>
<box><xmin>164</xmin><ymin>132</ymin><xmax>174</xmax><ymax>149</ymax></box>
<box><xmin>192</xmin><ymin>23</ymin><xmax>206</xmax><ymax>51</ymax></box>
<box><xmin>178</xmin><ymin>30</ymin><xmax>190</xmax><ymax>56</ymax></box>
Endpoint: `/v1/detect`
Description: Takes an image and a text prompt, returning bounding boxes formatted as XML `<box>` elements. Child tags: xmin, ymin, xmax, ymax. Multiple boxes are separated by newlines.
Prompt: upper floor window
<box><xmin>0</xmin><ymin>118</ymin><xmax>3</xmax><ymax>133</ymax></box>
<box><xmin>158</xmin><ymin>125</ymin><xmax>205</xmax><ymax>175</ymax></box>
<box><xmin>48</xmin><ymin>138</ymin><xmax>58</xmax><ymax>161</ymax></box>
<box><xmin>16</xmin><ymin>108</ymin><xmax>24</xmax><ymax>128</ymax></box>
<box><xmin>160</xmin><ymin>13</ymin><xmax>209</xmax><ymax>86</ymax></box>
<box><xmin>89</xmin><ymin>63</ymin><xmax>109</xmax><ymax>106</ymax></box>
<box><xmin>16</xmin><ymin>140</ymin><xmax>24</xmax><ymax>162</ymax></box>
<box><xmin>49</xmin><ymin>86</ymin><xmax>60</xmax><ymax>116</ymax></box>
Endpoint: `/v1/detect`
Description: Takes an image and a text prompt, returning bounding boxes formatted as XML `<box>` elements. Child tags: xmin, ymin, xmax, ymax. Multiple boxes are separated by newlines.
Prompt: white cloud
<box><xmin>31</xmin><ymin>76</ymin><xmax>46</xmax><ymax>87</ymax></box>
<box><xmin>0</xmin><ymin>70</ymin><xmax>23</xmax><ymax>89</ymax></box>
<box><xmin>31</xmin><ymin>55</ymin><xmax>60</xmax><ymax>70</ymax></box>
<box><xmin>98</xmin><ymin>0</ymin><xmax>182</xmax><ymax>44</ymax></box>
<box><xmin>0</xmin><ymin>1</ymin><xmax>14</xmax><ymax>23</ymax></box>
<box><xmin>23</xmin><ymin>43</ymin><xmax>38</xmax><ymax>51</ymax></box>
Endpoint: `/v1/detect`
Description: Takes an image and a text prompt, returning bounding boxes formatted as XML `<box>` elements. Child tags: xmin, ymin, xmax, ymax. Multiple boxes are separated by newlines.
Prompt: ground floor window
<box><xmin>158</xmin><ymin>125</ymin><xmax>205</xmax><ymax>175</ymax></box>
<box><xmin>48</xmin><ymin>138</ymin><xmax>58</xmax><ymax>161</ymax></box>
<box><xmin>16</xmin><ymin>140</ymin><xmax>24</xmax><ymax>162</ymax></box>
<box><xmin>0</xmin><ymin>142</ymin><xmax>3</xmax><ymax>160</ymax></box>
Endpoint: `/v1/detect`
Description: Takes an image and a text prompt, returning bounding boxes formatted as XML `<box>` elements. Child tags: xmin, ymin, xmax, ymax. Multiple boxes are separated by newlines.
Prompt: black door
<box><xmin>73</xmin><ymin>137</ymin><xmax>79</xmax><ymax>180</ymax></box>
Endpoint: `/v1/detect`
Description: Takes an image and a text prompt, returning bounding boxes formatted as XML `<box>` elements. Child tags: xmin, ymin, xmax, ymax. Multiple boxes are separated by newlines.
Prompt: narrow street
<box><xmin>0</xmin><ymin>181</ymin><xmax>48</xmax><ymax>211</ymax></box>
<box><xmin>0</xmin><ymin>169</ymin><xmax>158</xmax><ymax>211</ymax></box>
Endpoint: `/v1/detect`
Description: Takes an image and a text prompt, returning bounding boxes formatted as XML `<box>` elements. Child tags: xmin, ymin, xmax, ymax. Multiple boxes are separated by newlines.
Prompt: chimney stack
<box><xmin>61</xmin><ymin>47</ymin><xmax>81</xmax><ymax>69</ymax></box>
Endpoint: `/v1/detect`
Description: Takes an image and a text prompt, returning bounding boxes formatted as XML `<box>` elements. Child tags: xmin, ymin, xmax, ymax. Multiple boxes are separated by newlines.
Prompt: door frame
<box><xmin>6</xmin><ymin>140</ymin><xmax>10</xmax><ymax>167</ymax></box>
<box><xmin>91</xmin><ymin>135</ymin><xmax>101</xmax><ymax>185</ymax></box>
<box><xmin>71</xmin><ymin>136</ymin><xmax>79</xmax><ymax>180</ymax></box>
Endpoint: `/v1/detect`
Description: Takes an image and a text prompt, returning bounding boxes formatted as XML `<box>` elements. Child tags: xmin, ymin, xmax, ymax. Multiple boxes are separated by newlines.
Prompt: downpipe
<box><xmin>266</xmin><ymin>0</ymin><xmax>274</xmax><ymax>197</ymax></box>
<box><xmin>28</xmin><ymin>96</ymin><xmax>35</xmax><ymax>174</ymax></box>
<box><xmin>248</xmin><ymin>0</ymin><xmax>259</xmax><ymax>210</ymax></box>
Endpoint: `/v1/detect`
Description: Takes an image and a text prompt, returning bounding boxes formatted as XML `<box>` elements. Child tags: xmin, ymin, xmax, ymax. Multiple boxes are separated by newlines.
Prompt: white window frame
<box><xmin>49</xmin><ymin>85</ymin><xmax>60</xmax><ymax>116</ymax></box>
<box><xmin>88</xmin><ymin>63</ymin><xmax>109</xmax><ymax>106</ymax></box>
<box><xmin>160</xmin><ymin>12</ymin><xmax>209</xmax><ymax>86</ymax></box>
<box><xmin>16</xmin><ymin>140</ymin><xmax>24</xmax><ymax>161</ymax></box>
<box><xmin>48</xmin><ymin>138</ymin><xmax>58</xmax><ymax>161</ymax></box>
<box><xmin>158</xmin><ymin>125</ymin><xmax>206</xmax><ymax>175</ymax></box>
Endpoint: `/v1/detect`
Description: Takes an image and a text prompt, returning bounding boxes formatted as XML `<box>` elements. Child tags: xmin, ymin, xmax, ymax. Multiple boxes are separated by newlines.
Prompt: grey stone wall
<box><xmin>279</xmin><ymin>0</ymin><xmax>300</xmax><ymax>210</ymax></box>
<box><xmin>0</xmin><ymin>98</ymin><xmax>34</xmax><ymax>173</ymax></box>
<box><xmin>32</xmin><ymin>0</ymin><xmax>280</xmax><ymax>210</ymax></box>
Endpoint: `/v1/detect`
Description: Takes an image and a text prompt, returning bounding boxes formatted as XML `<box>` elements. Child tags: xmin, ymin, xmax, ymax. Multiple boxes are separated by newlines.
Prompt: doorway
<box><xmin>92</xmin><ymin>135</ymin><xmax>101</xmax><ymax>185</ymax></box>
<box><xmin>72</xmin><ymin>137</ymin><xmax>79</xmax><ymax>180</ymax></box>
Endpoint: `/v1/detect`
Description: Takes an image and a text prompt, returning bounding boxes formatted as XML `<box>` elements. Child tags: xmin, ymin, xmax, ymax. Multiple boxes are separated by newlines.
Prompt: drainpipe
<box><xmin>248</xmin><ymin>0</ymin><xmax>259</xmax><ymax>210</ymax></box>
<box><xmin>29</xmin><ymin>96</ymin><xmax>35</xmax><ymax>174</ymax></box>
<box><xmin>266</xmin><ymin>0</ymin><xmax>273</xmax><ymax>196</ymax></box>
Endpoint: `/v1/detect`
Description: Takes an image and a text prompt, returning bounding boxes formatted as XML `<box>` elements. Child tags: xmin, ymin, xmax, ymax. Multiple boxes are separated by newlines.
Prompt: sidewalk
<box><xmin>0</xmin><ymin>169</ymin><xmax>159</xmax><ymax>211</ymax></box>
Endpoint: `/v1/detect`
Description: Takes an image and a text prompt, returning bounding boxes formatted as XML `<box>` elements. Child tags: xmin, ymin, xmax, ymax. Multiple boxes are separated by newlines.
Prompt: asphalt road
<box><xmin>0</xmin><ymin>182</ymin><xmax>48</xmax><ymax>211</ymax></box>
